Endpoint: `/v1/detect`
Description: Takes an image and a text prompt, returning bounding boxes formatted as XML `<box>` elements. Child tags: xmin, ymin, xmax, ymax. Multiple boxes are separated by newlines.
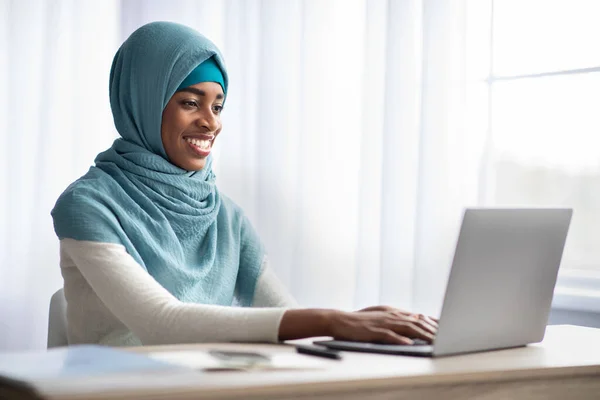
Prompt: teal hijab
<box><xmin>51</xmin><ymin>21</ymin><xmax>264</xmax><ymax>307</ymax></box>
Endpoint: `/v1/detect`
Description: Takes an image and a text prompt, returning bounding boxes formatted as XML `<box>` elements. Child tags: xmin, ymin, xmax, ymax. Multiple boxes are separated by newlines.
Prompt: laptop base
<box><xmin>313</xmin><ymin>340</ymin><xmax>434</xmax><ymax>357</ymax></box>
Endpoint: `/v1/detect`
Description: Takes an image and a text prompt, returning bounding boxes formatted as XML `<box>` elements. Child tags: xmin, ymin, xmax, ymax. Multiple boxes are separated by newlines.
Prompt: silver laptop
<box><xmin>314</xmin><ymin>208</ymin><xmax>573</xmax><ymax>357</ymax></box>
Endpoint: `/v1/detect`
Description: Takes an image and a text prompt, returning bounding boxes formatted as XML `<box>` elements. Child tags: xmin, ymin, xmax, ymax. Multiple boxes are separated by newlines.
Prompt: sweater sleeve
<box><xmin>253</xmin><ymin>257</ymin><xmax>299</xmax><ymax>308</ymax></box>
<box><xmin>61</xmin><ymin>238</ymin><xmax>288</xmax><ymax>345</ymax></box>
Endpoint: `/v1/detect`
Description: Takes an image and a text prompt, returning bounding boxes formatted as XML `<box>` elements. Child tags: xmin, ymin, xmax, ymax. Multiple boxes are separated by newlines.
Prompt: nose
<box><xmin>196</xmin><ymin>108</ymin><xmax>219</xmax><ymax>132</ymax></box>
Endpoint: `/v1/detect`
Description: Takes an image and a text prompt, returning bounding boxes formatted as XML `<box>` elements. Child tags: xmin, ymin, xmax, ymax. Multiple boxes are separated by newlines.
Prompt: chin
<box><xmin>182</xmin><ymin>159</ymin><xmax>207</xmax><ymax>171</ymax></box>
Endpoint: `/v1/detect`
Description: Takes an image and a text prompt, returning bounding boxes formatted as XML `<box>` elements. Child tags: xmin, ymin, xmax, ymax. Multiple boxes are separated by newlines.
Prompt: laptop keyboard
<box><xmin>411</xmin><ymin>339</ymin><xmax>430</xmax><ymax>346</ymax></box>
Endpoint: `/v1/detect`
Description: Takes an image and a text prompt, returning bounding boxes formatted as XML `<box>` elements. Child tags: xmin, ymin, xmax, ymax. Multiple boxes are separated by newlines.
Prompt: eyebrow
<box><xmin>177</xmin><ymin>87</ymin><xmax>224</xmax><ymax>100</ymax></box>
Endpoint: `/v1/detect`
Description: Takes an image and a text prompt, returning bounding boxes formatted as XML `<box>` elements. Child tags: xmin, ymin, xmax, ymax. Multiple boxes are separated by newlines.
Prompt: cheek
<box><xmin>215</xmin><ymin>120</ymin><xmax>223</xmax><ymax>135</ymax></box>
<box><xmin>161</xmin><ymin>109</ymin><xmax>187</xmax><ymax>146</ymax></box>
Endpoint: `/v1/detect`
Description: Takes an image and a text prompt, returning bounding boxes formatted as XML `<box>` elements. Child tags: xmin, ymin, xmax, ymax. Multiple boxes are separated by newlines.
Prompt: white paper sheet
<box><xmin>148</xmin><ymin>349</ymin><xmax>328</xmax><ymax>371</ymax></box>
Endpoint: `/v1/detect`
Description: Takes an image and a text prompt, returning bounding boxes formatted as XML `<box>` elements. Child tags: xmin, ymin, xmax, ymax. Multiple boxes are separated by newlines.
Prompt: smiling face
<box><xmin>161</xmin><ymin>81</ymin><xmax>224</xmax><ymax>171</ymax></box>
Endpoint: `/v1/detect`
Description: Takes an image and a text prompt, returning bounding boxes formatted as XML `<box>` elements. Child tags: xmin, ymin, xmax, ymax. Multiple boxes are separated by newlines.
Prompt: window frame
<box><xmin>485</xmin><ymin>0</ymin><xmax>600</xmax><ymax>313</ymax></box>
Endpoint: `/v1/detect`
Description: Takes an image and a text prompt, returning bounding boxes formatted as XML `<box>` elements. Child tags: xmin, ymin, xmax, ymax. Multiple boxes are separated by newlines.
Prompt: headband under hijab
<box><xmin>177</xmin><ymin>56</ymin><xmax>226</xmax><ymax>95</ymax></box>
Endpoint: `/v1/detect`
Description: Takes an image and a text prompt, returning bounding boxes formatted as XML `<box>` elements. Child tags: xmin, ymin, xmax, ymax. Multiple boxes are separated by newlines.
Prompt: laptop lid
<box><xmin>432</xmin><ymin>208</ymin><xmax>572</xmax><ymax>357</ymax></box>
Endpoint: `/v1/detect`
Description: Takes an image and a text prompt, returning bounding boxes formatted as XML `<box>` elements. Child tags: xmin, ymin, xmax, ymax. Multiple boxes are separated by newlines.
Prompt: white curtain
<box><xmin>0</xmin><ymin>0</ymin><xmax>121</xmax><ymax>350</ymax></box>
<box><xmin>1</xmin><ymin>0</ymin><xmax>480</xmax><ymax>351</ymax></box>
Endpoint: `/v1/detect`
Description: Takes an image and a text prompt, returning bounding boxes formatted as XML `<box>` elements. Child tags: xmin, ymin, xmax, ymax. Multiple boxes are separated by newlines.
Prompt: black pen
<box><xmin>295</xmin><ymin>344</ymin><xmax>343</xmax><ymax>360</ymax></box>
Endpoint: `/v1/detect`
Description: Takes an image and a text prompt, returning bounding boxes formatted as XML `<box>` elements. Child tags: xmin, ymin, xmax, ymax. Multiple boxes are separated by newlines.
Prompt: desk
<box><xmin>37</xmin><ymin>325</ymin><xmax>600</xmax><ymax>399</ymax></box>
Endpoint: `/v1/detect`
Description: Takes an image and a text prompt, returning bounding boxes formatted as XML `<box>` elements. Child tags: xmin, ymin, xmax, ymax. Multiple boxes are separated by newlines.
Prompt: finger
<box><xmin>390</xmin><ymin>321</ymin><xmax>435</xmax><ymax>343</ymax></box>
<box><xmin>423</xmin><ymin>317</ymin><xmax>438</xmax><ymax>330</ymax></box>
<box><xmin>410</xmin><ymin>312</ymin><xmax>439</xmax><ymax>325</ymax></box>
<box><xmin>415</xmin><ymin>315</ymin><xmax>438</xmax><ymax>333</ymax></box>
<box><xmin>391</xmin><ymin>310</ymin><xmax>413</xmax><ymax>318</ymax></box>
<box><xmin>371</xmin><ymin>328</ymin><xmax>414</xmax><ymax>345</ymax></box>
<box><xmin>400</xmin><ymin>315</ymin><xmax>437</xmax><ymax>336</ymax></box>
<box><xmin>413</xmin><ymin>318</ymin><xmax>437</xmax><ymax>336</ymax></box>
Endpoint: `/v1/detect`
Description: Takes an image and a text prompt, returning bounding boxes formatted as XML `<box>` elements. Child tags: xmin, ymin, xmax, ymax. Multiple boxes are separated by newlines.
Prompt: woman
<box><xmin>52</xmin><ymin>21</ymin><xmax>437</xmax><ymax>346</ymax></box>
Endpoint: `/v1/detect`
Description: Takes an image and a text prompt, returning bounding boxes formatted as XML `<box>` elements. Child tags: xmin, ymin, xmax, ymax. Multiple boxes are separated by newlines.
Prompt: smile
<box><xmin>184</xmin><ymin>136</ymin><xmax>213</xmax><ymax>157</ymax></box>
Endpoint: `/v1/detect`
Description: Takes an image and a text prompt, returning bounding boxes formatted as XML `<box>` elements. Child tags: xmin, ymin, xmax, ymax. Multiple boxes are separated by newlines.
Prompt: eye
<box><xmin>182</xmin><ymin>99</ymin><xmax>198</xmax><ymax>109</ymax></box>
<box><xmin>212</xmin><ymin>105</ymin><xmax>224</xmax><ymax>115</ymax></box>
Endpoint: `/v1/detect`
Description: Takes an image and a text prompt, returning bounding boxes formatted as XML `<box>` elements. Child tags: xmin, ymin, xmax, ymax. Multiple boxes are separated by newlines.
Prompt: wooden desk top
<box><xmin>37</xmin><ymin>325</ymin><xmax>600</xmax><ymax>400</ymax></box>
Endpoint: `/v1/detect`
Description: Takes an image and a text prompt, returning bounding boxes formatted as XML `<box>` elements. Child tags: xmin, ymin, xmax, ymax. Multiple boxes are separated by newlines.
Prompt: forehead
<box><xmin>171</xmin><ymin>82</ymin><xmax>225</xmax><ymax>103</ymax></box>
<box><xmin>187</xmin><ymin>81</ymin><xmax>224</xmax><ymax>95</ymax></box>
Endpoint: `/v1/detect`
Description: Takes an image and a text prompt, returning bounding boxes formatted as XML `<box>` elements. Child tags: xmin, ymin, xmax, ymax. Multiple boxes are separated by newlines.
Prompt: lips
<box><xmin>184</xmin><ymin>135</ymin><xmax>214</xmax><ymax>157</ymax></box>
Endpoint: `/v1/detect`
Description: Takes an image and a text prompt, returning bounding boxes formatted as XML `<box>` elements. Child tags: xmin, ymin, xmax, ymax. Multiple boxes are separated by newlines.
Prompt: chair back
<box><xmin>48</xmin><ymin>288</ymin><xmax>68</xmax><ymax>348</ymax></box>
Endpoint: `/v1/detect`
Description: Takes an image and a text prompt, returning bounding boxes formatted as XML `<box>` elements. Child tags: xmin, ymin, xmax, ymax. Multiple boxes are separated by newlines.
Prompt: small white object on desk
<box><xmin>148</xmin><ymin>349</ymin><xmax>329</xmax><ymax>371</ymax></box>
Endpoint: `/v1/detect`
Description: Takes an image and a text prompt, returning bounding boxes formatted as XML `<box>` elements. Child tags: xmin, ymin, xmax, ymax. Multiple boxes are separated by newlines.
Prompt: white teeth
<box><xmin>186</xmin><ymin>137</ymin><xmax>212</xmax><ymax>150</ymax></box>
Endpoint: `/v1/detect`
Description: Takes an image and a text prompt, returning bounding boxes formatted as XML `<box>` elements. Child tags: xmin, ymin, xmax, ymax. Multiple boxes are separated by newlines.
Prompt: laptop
<box><xmin>314</xmin><ymin>208</ymin><xmax>573</xmax><ymax>357</ymax></box>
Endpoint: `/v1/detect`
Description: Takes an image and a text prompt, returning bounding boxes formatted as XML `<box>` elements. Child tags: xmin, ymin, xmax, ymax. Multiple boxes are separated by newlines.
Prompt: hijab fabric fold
<box><xmin>52</xmin><ymin>21</ymin><xmax>263</xmax><ymax>306</ymax></box>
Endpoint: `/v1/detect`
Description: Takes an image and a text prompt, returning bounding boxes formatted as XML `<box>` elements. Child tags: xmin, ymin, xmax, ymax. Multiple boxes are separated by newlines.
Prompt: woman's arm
<box><xmin>63</xmin><ymin>239</ymin><xmax>438</xmax><ymax>345</ymax></box>
<box><xmin>253</xmin><ymin>257</ymin><xmax>299</xmax><ymax>308</ymax></box>
<box><xmin>62</xmin><ymin>238</ymin><xmax>288</xmax><ymax>345</ymax></box>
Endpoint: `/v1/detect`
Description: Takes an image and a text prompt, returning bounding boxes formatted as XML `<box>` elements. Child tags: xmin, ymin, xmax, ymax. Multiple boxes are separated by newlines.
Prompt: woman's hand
<box><xmin>328</xmin><ymin>307</ymin><xmax>437</xmax><ymax>345</ymax></box>
<box><xmin>278</xmin><ymin>306</ymin><xmax>438</xmax><ymax>344</ymax></box>
<box><xmin>358</xmin><ymin>305</ymin><xmax>439</xmax><ymax>327</ymax></box>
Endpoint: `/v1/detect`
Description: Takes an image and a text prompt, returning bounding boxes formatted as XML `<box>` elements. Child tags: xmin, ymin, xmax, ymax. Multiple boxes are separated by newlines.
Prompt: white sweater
<box><xmin>59</xmin><ymin>238</ymin><xmax>297</xmax><ymax>346</ymax></box>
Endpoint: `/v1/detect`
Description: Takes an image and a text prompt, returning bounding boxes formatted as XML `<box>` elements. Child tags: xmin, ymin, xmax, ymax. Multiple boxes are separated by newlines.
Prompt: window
<box><xmin>472</xmin><ymin>0</ymin><xmax>600</xmax><ymax>310</ymax></box>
